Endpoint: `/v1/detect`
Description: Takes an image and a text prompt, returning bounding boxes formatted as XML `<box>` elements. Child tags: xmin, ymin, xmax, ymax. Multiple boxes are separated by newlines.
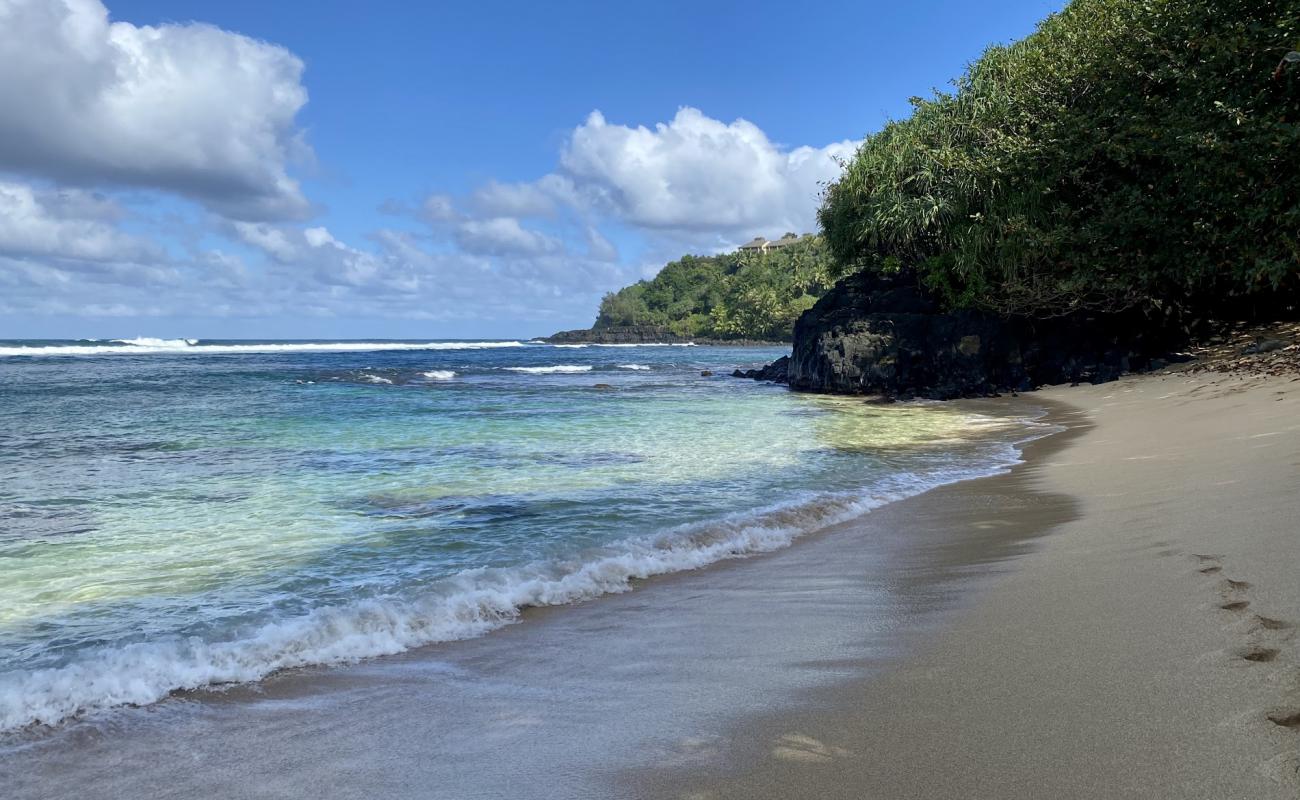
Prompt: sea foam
<box><xmin>111</xmin><ymin>337</ymin><xmax>199</xmax><ymax>347</ymax></box>
<box><xmin>0</xmin><ymin>451</ymin><xmax>1028</xmax><ymax>733</ymax></box>
<box><xmin>503</xmin><ymin>365</ymin><xmax>592</xmax><ymax>374</ymax></box>
<box><xmin>0</xmin><ymin>341</ymin><xmax>528</xmax><ymax>357</ymax></box>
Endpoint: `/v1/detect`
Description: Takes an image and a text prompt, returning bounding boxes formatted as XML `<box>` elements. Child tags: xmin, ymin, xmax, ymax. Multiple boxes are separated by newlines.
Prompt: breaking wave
<box><xmin>503</xmin><ymin>365</ymin><xmax>592</xmax><ymax>374</ymax></box>
<box><xmin>111</xmin><ymin>337</ymin><xmax>199</xmax><ymax>347</ymax></box>
<box><xmin>0</xmin><ymin>341</ymin><xmax>528</xmax><ymax>358</ymax></box>
<box><xmin>0</xmin><ymin>450</ymin><xmax>1027</xmax><ymax>732</ymax></box>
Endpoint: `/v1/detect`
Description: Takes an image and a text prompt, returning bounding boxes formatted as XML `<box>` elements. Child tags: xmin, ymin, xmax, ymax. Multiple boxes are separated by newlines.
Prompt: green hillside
<box><xmin>593</xmin><ymin>235</ymin><xmax>836</xmax><ymax>341</ymax></box>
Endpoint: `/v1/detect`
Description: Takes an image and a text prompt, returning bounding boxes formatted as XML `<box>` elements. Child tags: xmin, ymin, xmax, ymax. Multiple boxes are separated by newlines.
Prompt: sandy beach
<box><xmin>650</xmin><ymin>370</ymin><xmax>1300</xmax><ymax>799</ymax></box>
<box><xmin>4</xmin><ymin>369</ymin><xmax>1297</xmax><ymax>800</ymax></box>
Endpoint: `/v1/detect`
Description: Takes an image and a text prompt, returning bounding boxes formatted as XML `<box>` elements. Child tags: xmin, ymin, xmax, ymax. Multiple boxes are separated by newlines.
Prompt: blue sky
<box><xmin>0</xmin><ymin>0</ymin><xmax>1063</xmax><ymax>339</ymax></box>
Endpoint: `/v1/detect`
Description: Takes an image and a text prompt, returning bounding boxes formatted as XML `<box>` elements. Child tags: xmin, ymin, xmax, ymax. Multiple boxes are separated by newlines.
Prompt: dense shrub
<box><xmin>594</xmin><ymin>236</ymin><xmax>834</xmax><ymax>340</ymax></box>
<box><xmin>819</xmin><ymin>0</ymin><xmax>1300</xmax><ymax>319</ymax></box>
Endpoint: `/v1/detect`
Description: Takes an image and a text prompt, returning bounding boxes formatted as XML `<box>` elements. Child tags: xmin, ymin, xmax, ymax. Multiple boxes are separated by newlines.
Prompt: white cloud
<box><xmin>455</xmin><ymin>217</ymin><xmax>562</xmax><ymax>257</ymax></box>
<box><xmin>583</xmin><ymin>226</ymin><xmax>619</xmax><ymax>262</ymax></box>
<box><xmin>559</xmin><ymin>107</ymin><xmax>856</xmax><ymax>238</ymax></box>
<box><xmin>196</xmin><ymin>250</ymin><xmax>250</xmax><ymax>289</ymax></box>
<box><xmin>418</xmin><ymin>107</ymin><xmax>855</xmax><ymax>260</ymax></box>
<box><xmin>422</xmin><ymin>193</ymin><xmax>459</xmax><ymax>223</ymax></box>
<box><xmin>0</xmin><ymin>180</ymin><xmax>160</xmax><ymax>262</ymax></box>
<box><xmin>233</xmin><ymin>222</ymin><xmax>394</xmax><ymax>288</ymax></box>
<box><xmin>229</xmin><ymin>221</ymin><xmax>301</xmax><ymax>263</ymax></box>
<box><xmin>0</xmin><ymin>0</ymin><xmax>311</xmax><ymax>221</ymax></box>
<box><xmin>471</xmin><ymin>177</ymin><xmax>565</xmax><ymax>218</ymax></box>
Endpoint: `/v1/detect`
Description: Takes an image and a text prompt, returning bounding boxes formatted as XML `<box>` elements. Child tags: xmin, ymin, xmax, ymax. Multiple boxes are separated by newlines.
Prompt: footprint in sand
<box><xmin>1193</xmin><ymin>554</ymin><xmax>1226</xmax><ymax>575</ymax></box>
<box><xmin>1251</xmin><ymin>615</ymin><xmax>1295</xmax><ymax>633</ymax></box>
<box><xmin>1235</xmin><ymin>644</ymin><xmax>1281</xmax><ymax>663</ymax></box>
<box><xmin>1217</xmin><ymin>579</ymin><xmax>1252</xmax><ymax>607</ymax></box>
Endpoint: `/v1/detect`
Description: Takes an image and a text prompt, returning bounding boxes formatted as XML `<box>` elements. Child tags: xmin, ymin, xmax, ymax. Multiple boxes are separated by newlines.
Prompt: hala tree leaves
<box><xmin>819</xmin><ymin>0</ymin><xmax>1300</xmax><ymax>319</ymax></box>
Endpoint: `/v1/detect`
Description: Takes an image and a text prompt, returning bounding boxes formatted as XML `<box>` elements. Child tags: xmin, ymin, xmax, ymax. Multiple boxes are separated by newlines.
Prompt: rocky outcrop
<box><xmin>764</xmin><ymin>270</ymin><xmax>1186</xmax><ymax>399</ymax></box>
<box><xmin>546</xmin><ymin>325</ymin><xmax>692</xmax><ymax>344</ymax></box>
<box><xmin>732</xmin><ymin>356</ymin><xmax>789</xmax><ymax>383</ymax></box>
<box><xmin>545</xmin><ymin>325</ymin><xmax>785</xmax><ymax>346</ymax></box>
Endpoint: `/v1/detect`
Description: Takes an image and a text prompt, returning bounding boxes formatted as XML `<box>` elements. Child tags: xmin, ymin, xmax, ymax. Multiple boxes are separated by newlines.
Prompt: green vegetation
<box><xmin>819</xmin><ymin>0</ymin><xmax>1300</xmax><ymax>319</ymax></box>
<box><xmin>594</xmin><ymin>235</ymin><xmax>836</xmax><ymax>340</ymax></box>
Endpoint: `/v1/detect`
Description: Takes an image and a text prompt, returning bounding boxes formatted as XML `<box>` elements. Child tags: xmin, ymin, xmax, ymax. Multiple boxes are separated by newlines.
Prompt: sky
<box><xmin>0</xmin><ymin>0</ymin><xmax>1064</xmax><ymax>340</ymax></box>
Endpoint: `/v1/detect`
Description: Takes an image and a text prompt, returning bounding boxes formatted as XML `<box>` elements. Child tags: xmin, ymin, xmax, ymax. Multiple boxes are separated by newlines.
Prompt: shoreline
<box><xmin>645</xmin><ymin>371</ymin><xmax>1300</xmax><ymax>799</ymax></box>
<box><xmin>1</xmin><ymin>396</ymin><xmax>1068</xmax><ymax>799</ymax></box>
<box><xmin>4</xmin><ymin>371</ymin><xmax>1296</xmax><ymax>798</ymax></box>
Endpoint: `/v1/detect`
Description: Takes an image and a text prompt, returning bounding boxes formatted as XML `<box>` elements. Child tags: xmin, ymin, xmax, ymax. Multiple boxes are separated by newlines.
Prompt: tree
<box><xmin>819</xmin><ymin>0</ymin><xmax>1300</xmax><ymax>319</ymax></box>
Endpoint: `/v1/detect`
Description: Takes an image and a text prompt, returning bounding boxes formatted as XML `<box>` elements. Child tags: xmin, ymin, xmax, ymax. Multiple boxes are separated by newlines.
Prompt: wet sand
<box><xmin>650</xmin><ymin>372</ymin><xmax>1300</xmax><ymax>799</ymax></box>
<box><xmin>2</xmin><ymin>398</ymin><xmax>1069</xmax><ymax>799</ymax></box>
<box><xmin>5</xmin><ymin>372</ymin><xmax>1297</xmax><ymax>799</ymax></box>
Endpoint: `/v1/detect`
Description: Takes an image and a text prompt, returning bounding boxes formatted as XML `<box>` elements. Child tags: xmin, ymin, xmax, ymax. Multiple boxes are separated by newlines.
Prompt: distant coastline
<box><xmin>543</xmin><ymin>324</ymin><xmax>787</xmax><ymax>348</ymax></box>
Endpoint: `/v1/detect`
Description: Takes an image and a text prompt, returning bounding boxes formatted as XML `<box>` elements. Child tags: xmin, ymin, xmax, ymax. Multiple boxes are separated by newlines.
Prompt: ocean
<box><xmin>0</xmin><ymin>338</ymin><xmax>1044</xmax><ymax>736</ymax></box>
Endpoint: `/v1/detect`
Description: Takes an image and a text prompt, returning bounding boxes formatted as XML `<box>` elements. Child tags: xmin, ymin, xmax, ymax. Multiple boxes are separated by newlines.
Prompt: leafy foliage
<box><xmin>819</xmin><ymin>0</ymin><xmax>1300</xmax><ymax>318</ymax></box>
<box><xmin>594</xmin><ymin>236</ymin><xmax>835</xmax><ymax>340</ymax></box>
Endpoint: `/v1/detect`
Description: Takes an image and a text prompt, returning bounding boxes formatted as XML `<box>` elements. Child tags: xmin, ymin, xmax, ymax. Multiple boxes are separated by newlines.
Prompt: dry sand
<box><xmin>649</xmin><ymin>371</ymin><xmax>1300</xmax><ymax>799</ymax></box>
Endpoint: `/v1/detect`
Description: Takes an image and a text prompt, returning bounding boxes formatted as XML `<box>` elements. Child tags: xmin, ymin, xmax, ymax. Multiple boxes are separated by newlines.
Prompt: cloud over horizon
<box><xmin>0</xmin><ymin>1</ymin><xmax>855</xmax><ymax>335</ymax></box>
<box><xmin>559</xmin><ymin>108</ymin><xmax>855</xmax><ymax>238</ymax></box>
<box><xmin>0</xmin><ymin>0</ymin><xmax>311</xmax><ymax>222</ymax></box>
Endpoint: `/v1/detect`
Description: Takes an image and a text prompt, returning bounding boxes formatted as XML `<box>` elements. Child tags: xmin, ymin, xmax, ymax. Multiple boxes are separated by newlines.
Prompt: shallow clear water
<box><xmin>0</xmin><ymin>338</ymin><xmax>1040</xmax><ymax>731</ymax></box>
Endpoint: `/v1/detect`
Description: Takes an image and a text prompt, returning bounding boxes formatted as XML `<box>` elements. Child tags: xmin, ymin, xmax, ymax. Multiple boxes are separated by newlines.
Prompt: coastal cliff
<box><xmin>754</xmin><ymin>270</ymin><xmax>1187</xmax><ymax>399</ymax></box>
<box><xmin>772</xmin><ymin>0</ymin><xmax>1298</xmax><ymax>399</ymax></box>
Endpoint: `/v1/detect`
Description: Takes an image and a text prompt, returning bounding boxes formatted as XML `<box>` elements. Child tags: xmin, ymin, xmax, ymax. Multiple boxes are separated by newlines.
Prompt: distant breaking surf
<box><xmin>503</xmin><ymin>365</ymin><xmax>592</xmax><ymax>374</ymax></box>
<box><xmin>0</xmin><ymin>341</ymin><xmax>530</xmax><ymax>357</ymax></box>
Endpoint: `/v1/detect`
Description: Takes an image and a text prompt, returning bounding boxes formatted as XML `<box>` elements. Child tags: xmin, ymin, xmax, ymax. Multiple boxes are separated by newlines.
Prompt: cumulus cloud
<box><xmin>196</xmin><ymin>215</ymin><xmax>632</xmax><ymax>325</ymax></box>
<box><xmin>557</xmin><ymin>108</ymin><xmax>856</xmax><ymax>237</ymax></box>
<box><xmin>0</xmin><ymin>0</ymin><xmax>311</xmax><ymax>221</ymax></box>
<box><xmin>422</xmin><ymin>193</ymin><xmax>460</xmax><ymax>223</ymax></box>
<box><xmin>584</xmin><ymin>226</ymin><xmax>619</xmax><ymax>262</ymax></box>
<box><xmin>229</xmin><ymin>221</ymin><xmax>301</xmax><ymax>263</ymax></box>
<box><xmin>470</xmin><ymin>175</ymin><xmax>576</xmax><ymax>218</ymax></box>
<box><xmin>0</xmin><ymin>181</ymin><xmax>160</xmax><ymax>263</ymax></box>
<box><xmin>455</xmin><ymin>217</ymin><xmax>562</xmax><ymax>257</ymax></box>
<box><xmin>0</xmin><ymin>23</ymin><xmax>855</xmax><ymax>336</ymax></box>
<box><xmin>419</xmin><ymin>107</ymin><xmax>855</xmax><ymax>255</ymax></box>
<box><xmin>230</xmin><ymin>221</ymin><xmax>399</xmax><ymax>289</ymax></box>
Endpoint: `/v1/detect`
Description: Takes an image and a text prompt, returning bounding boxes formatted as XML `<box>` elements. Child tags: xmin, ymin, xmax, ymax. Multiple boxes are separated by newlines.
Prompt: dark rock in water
<box><xmin>732</xmin><ymin>355</ymin><xmax>790</xmax><ymax>383</ymax></box>
<box><xmin>1242</xmin><ymin>338</ymin><xmax>1285</xmax><ymax>355</ymax></box>
<box><xmin>544</xmin><ymin>325</ymin><xmax>786</xmax><ymax>346</ymax></box>
<box><xmin>700</xmin><ymin>370</ymin><xmax>713</xmax><ymax>377</ymax></box>
<box><xmin>742</xmin><ymin>269</ymin><xmax>1184</xmax><ymax>399</ymax></box>
<box><xmin>547</xmin><ymin>325</ymin><xmax>693</xmax><ymax>345</ymax></box>
<box><xmin>592</xmin><ymin>383</ymin><xmax>616</xmax><ymax>390</ymax></box>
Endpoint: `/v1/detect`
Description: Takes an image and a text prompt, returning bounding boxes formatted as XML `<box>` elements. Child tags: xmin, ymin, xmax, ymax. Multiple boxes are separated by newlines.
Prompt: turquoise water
<box><xmin>0</xmin><ymin>338</ymin><xmax>1039</xmax><ymax>731</ymax></box>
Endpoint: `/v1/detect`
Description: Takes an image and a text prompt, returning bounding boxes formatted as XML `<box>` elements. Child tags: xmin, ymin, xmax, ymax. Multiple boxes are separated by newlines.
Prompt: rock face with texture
<box><xmin>732</xmin><ymin>356</ymin><xmax>789</xmax><ymax>383</ymax></box>
<box><xmin>776</xmin><ymin>270</ymin><xmax>1184</xmax><ymax>399</ymax></box>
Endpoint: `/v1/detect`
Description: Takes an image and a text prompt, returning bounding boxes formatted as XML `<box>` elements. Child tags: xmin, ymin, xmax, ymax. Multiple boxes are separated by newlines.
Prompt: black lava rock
<box><xmin>741</xmin><ymin>270</ymin><xmax>1186</xmax><ymax>399</ymax></box>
